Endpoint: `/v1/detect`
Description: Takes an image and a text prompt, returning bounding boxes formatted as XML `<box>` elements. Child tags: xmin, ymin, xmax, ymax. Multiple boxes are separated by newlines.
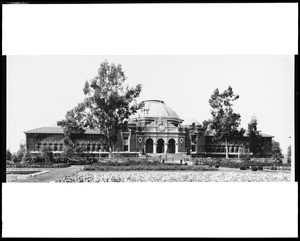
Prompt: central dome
<box><xmin>130</xmin><ymin>100</ymin><xmax>180</xmax><ymax>121</ymax></box>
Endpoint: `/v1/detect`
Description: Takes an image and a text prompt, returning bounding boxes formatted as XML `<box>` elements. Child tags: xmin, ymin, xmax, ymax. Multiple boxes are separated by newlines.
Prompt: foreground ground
<box><xmin>7</xmin><ymin>166</ymin><xmax>291</xmax><ymax>183</ymax></box>
<box><xmin>7</xmin><ymin>165</ymin><xmax>83</xmax><ymax>183</ymax></box>
<box><xmin>56</xmin><ymin>169</ymin><xmax>291</xmax><ymax>182</ymax></box>
<box><xmin>6</xmin><ymin>165</ymin><xmax>290</xmax><ymax>182</ymax></box>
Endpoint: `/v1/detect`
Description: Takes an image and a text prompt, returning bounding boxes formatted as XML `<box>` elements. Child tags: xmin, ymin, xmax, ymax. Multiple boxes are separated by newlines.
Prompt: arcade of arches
<box><xmin>145</xmin><ymin>138</ymin><xmax>177</xmax><ymax>154</ymax></box>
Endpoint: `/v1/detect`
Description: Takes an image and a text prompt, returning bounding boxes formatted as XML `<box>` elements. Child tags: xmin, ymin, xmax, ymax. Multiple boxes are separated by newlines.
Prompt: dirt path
<box><xmin>9</xmin><ymin>165</ymin><xmax>83</xmax><ymax>183</ymax></box>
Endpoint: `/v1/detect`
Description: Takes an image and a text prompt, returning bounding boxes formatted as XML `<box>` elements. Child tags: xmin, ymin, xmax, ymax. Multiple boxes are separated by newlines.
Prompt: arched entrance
<box><xmin>145</xmin><ymin>138</ymin><xmax>153</xmax><ymax>153</ymax></box>
<box><xmin>168</xmin><ymin>139</ymin><xmax>175</xmax><ymax>153</ymax></box>
<box><xmin>157</xmin><ymin>139</ymin><xmax>164</xmax><ymax>153</ymax></box>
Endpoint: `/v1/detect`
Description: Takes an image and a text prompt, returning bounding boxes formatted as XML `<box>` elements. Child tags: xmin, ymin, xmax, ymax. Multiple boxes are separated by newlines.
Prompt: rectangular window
<box><xmin>123</xmin><ymin>134</ymin><xmax>129</xmax><ymax>152</ymax></box>
<box><xmin>191</xmin><ymin>145</ymin><xmax>196</xmax><ymax>152</ymax></box>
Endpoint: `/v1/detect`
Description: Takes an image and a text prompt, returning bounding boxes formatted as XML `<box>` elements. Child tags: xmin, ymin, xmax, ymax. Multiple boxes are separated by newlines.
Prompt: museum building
<box><xmin>25</xmin><ymin>100</ymin><xmax>273</xmax><ymax>158</ymax></box>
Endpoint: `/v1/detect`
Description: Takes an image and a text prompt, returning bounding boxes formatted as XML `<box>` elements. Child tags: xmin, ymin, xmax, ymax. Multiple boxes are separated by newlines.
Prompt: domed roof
<box><xmin>181</xmin><ymin>119</ymin><xmax>201</xmax><ymax>126</ymax></box>
<box><xmin>130</xmin><ymin>100</ymin><xmax>180</xmax><ymax>120</ymax></box>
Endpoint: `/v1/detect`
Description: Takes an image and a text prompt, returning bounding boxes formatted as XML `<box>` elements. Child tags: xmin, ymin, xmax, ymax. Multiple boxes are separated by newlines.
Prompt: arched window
<box><xmin>157</xmin><ymin>139</ymin><xmax>164</xmax><ymax>153</ymax></box>
<box><xmin>145</xmin><ymin>138</ymin><xmax>153</xmax><ymax>153</ymax></box>
<box><xmin>168</xmin><ymin>139</ymin><xmax>176</xmax><ymax>153</ymax></box>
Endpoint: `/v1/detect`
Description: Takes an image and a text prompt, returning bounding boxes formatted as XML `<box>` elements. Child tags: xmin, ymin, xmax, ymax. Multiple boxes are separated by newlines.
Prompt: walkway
<box><xmin>10</xmin><ymin>165</ymin><xmax>83</xmax><ymax>183</ymax></box>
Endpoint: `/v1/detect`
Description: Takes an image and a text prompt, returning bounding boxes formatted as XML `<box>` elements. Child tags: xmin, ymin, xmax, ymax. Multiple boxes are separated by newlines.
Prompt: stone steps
<box><xmin>146</xmin><ymin>153</ymin><xmax>190</xmax><ymax>161</ymax></box>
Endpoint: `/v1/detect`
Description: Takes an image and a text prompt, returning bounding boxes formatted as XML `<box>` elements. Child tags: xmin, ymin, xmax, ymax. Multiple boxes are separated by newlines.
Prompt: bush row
<box><xmin>262</xmin><ymin>166</ymin><xmax>291</xmax><ymax>171</ymax></box>
<box><xmin>83</xmin><ymin>163</ymin><xmax>216</xmax><ymax>171</ymax></box>
<box><xmin>191</xmin><ymin>158</ymin><xmax>288</xmax><ymax>168</ymax></box>
<box><xmin>240</xmin><ymin>166</ymin><xmax>263</xmax><ymax>171</ymax></box>
<box><xmin>6</xmin><ymin>163</ymin><xmax>71</xmax><ymax>168</ymax></box>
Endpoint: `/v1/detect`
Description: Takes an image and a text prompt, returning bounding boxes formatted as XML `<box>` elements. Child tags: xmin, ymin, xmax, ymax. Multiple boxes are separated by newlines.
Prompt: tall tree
<box><xmin>58</xmin><ymin>60</ymin><xmax>142</xmax><ymax>157</ymax></box>
<box><xmin>286</xmin><ymin>145</ymin><xmax>291</xmax><ymax>164</ymax></box>
<box><xmin>247</xmin><ymin>116</ymin><xmax>264</xmax><ymax>157</ymax></box>
<box><xmin>6</xmin><ymin>149</ymin><xmax>12</xmax><ymax>160</ymax></box>
<box><xmin>207</xmin><ymin>86</ymin><xmax>245</xmax><ymax>158</ymax></box>
<box><xmin>271</xmin><ymin>140</ymin><xmax>284</xmax><ymax>160</ymax></box>
<box><xmin>58</xmin><ymin>102</ymin><xmax>89</xmax><ymax>149</ymax></box>
<box><xmin>16</xmin><ymin>141</ymin><xmax>26</xmax><ymax>160</ymax></box>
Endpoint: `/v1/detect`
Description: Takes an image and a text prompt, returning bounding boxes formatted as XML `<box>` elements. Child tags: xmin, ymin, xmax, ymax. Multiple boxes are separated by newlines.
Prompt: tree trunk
<box><xmin>105</xmin><ymin>129</ymin><xmax>113</xmax><ymax>158</ymax></box>
<box><xmin>109</xmin><ymin>146</ymin><xmax>112</xmax><ymax>158</ymax></box>
<box><xmin>108</xmin><ymin>140</ymin><xmax>113</xmax><ymax>158</ymax></box>
<box><xmin>225</xmin><ymin>139</ymin><xmax>229</xmax><ymax>159</ymax></box>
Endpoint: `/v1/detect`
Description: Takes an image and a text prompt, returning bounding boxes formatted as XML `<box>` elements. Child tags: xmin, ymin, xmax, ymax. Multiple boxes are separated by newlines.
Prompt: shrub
<box><xmin>11</xmin><ymin>154</ymin><xmax>21</xmax><ymax>163</ymax></box>
<box><xmin>258</xmin><ymin>166</ymin><xmax>263</xmax><ymax>170</ymax></box>
<box><xmin>6</xmin><ymin>150</ymin><xmax>12</xmax><ymax>160</ymax></box>
<box><xmin>68</xmin><ymin>157</ymin><xmax>94</xmax><ymax>165</ymax></box>
<box><xmin>6</xmin><ymin>160</ymin><xmax>14</xmax><ymax>166</ymax></box>
<box><xmin>251</xmin><ymin>166</ymin><xmax>258</xmax><ymax>171</ymax></box>
<box><xmin>270</xmin><ymin>166</ymin><xmax>277</xmax><ymax>170</ymax></box>
<box><xmin>240</xmin><ymin>166</ymin><xmax>246</xmax><ymax>170</ymax></box>
<box><xmin>44</xmin><ymin>152</ymin><xmax>53</xmax><ymax>164</ymax></box>
<box><xmin>193</xmin><ymin>159</ymin><xmax>199</xmax><ymax>165</ymax></box>
<box><xmin>33</xmin><ymin>155</ymin><xmax>46</xmax><ymax>163</ymax></box>
<box><xmin>21</xmin><ymin>152</ymin><xmax>33</xmax><ymax>163</ymax></box>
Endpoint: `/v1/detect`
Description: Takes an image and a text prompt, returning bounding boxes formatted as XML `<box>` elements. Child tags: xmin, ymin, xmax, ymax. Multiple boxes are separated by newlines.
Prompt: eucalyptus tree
<box><xmin>58</xmin><ymin>60</ymin><xmax>142</xmax><ymax>157</ymax></box>
<box><xmin>207</xmin><ymin>86</ymin><xmax>245</xmax><ymax>159</ymax></box>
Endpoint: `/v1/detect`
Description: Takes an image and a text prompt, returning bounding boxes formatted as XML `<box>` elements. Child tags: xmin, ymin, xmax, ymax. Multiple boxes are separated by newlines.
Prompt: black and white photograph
<box><xmin>2</xmin><ymin>2</ymin><xmax>298</xmax><ymax>238</ymax></box>
<box><xmin>6</xmin><ymin>55</ymin><xmax>294</xmax><ymax>183</ymax></box>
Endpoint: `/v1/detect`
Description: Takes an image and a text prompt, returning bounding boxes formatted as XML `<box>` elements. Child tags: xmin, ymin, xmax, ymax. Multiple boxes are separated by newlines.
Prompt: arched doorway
<box><xmin>145</xmin><ymin>138</ymin><xmax>153</xmax><ymax>153</ymax></box>
<box><xmin>157</xmin><ymin>139</ymin><xmax>164</xmax><ymax>153</ymax></box>
<box><xmin>168</xmin><ymin>139</ymin><xmax>175</xmax><ymax>153</ymax></box>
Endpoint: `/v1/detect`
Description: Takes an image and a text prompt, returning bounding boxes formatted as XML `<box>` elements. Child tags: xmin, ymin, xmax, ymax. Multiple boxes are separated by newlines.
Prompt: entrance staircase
<box><xmin>146</xmin><ymin>153</ymin><xmax>191</xmax><ymax>162</ymax></box>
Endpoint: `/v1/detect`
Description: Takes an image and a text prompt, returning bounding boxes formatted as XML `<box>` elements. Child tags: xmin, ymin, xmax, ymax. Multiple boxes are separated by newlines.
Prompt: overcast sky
<box><xmin>7</xmin><ymin>55</ymin><xmax>294</xmax><ymax>153</ymax></box>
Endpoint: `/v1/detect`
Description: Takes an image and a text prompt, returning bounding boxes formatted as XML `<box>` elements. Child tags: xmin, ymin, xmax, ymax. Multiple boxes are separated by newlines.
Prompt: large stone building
<box><xmin>25</xmin><ymin>100</ymin><xmax>273</xmax><ymax>158</ymax></box>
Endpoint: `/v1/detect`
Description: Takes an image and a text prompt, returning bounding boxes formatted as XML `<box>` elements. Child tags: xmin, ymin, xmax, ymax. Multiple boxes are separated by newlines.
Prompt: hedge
<box><xmin>191</xmin><ymin>158</ymin><xmax>287</xmax><ymax>168</ymax></box>
<box><xmin>83</xmin><ymin>163</ymin><xmax>216</xmax><ymax>171</ymax></box>
<box><xmin>6</xmin><ymin>163</ymin><xmax>71</xmax><ymax>168</ymax></box>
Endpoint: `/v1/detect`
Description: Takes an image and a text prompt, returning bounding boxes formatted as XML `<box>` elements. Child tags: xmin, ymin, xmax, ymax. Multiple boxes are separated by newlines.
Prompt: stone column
<box><xmin>164</xmin><ymin>142</ymin><xmax>168</xmax><ymax>154</ymax></box>
<box><xmin>175</xmin><ymin>142</ymin><xmax>178</xmax><ymax>153</ymax></box>
<box><xmin>153</xmin><ymin>143</ymin><xmax>157</xmax><ymax>153</ymax></box>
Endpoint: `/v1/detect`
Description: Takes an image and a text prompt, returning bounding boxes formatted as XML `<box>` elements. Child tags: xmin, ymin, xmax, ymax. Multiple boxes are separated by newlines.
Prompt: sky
<box><xmin>7</xmin><ymin>55</ymin><xmax>294</xmax><ymax>153</ymax></box>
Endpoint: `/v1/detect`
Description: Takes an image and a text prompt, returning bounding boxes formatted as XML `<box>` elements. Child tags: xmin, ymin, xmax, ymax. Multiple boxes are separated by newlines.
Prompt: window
<box><xmin>191</xmin><ymin>145</ymin><xmax>196</xmax><ymax>152</ymax></box>
<box><xmin>123</xmin><ymin>136</ymin><xmax>129</xmax><ymax>152</ymax></box>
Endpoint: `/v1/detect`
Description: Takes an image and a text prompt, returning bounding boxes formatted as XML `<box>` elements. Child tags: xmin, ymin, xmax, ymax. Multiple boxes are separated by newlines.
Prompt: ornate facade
<box><xmin>25</xmin><ymin>100</ymin><xmax>273</xmax><ymax>158</ymax></box>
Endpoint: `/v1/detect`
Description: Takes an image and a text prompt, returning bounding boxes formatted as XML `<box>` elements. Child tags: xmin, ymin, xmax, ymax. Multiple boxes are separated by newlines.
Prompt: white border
<box><xmin>2</xmin><ymin>3</ymin><xmax>298</xmax><ymax>55</ymax></box>
<box><xmin>2</xmin><ymin>3</ymin><xmax>298</xmax><ymax>238</ymax></box>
